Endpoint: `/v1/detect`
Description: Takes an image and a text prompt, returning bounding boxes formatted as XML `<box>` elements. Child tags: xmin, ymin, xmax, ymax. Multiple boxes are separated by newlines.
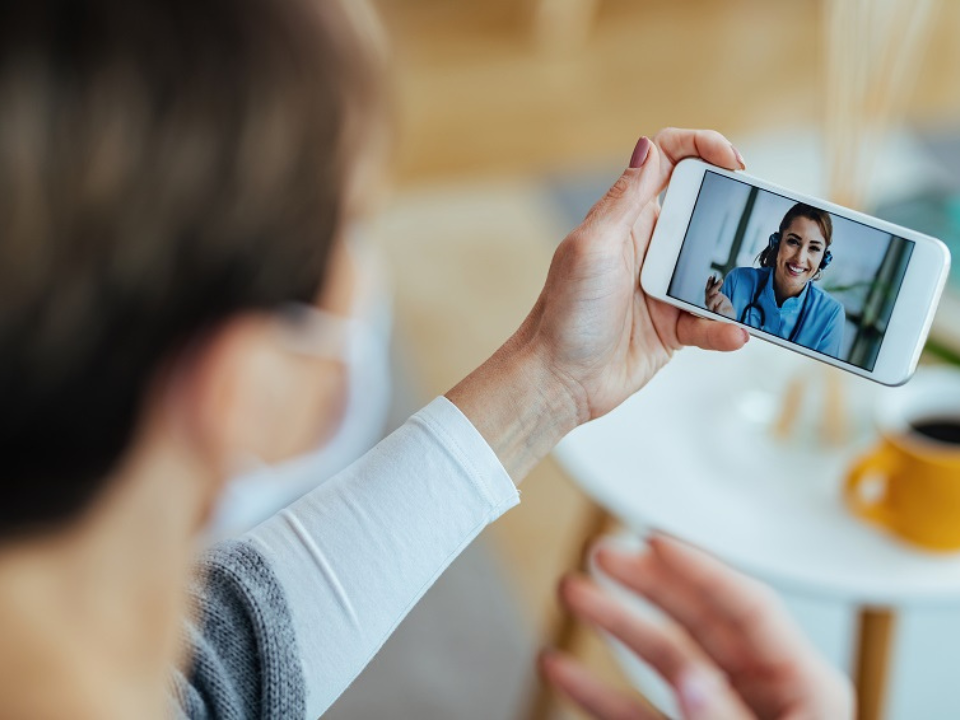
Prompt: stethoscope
<box><xmin>739</xmin><ymin>274</ymin><xmax>813</xmax><ymax>343</ymax></box>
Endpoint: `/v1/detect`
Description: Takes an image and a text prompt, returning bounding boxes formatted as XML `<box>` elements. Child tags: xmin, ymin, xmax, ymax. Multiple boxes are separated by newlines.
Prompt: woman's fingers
<box><xmin>595</xmin><ymin>543</ymin><xmax>758</xmax><ymax>670</ymax></box>
<box><xmin>701</xmin><ymin>278</ymin><xmax>732</xmax><ymax>318</ymax></box>
<box><xmin>539</xmin><ymin>650</ymin><xmax>658</xmax><ymax>720</ymax></box>
<box><xmin>561</xmin><ymin>574</ymin><xmax>709</xmax><ymax>682</ymax></box>
<box><xmin>576</xmin><ymin>539</ymin><xmax>855</xmax><ymax>720</ymax></box>
<box><xmin>559</xmin><ymin>575</ymin><xmax>755</xmax><ymax>720</ymax></box>
<box><xmin>583</xmin><ymin>139</ymin><xmax>663</xmax><ymax>232</ymax></box>
<box><xmin>592</xmin><ymin>127</ymin><xmax>742</xmax><ymax>211</ymax></box>
<box><xmin>704</xmin><ymin>279</ymin><xmax>717</xmax><ymax>302</ymax></box>
<box><xmin>674</xmin><ymin>312</ymin><xmax>746</xmax><ymax>351</ymax></box>
<box><xmin>703</xmin><ymin>279</ymin><xmax>722</xmax><ymax>312</ymax></box>
<box><xmin>653</xmin><ymin>536</ymin><xmax>813</xmax><ymax>662</ymax></box>
<box><xmin>654</xmin><ymin>128</ymin><xmax>742</xmax><ymax>175</ymax></box>
<box><xmin>595</xmin><ymin>537</ymin><xmax>810</xmax><ymax>673</ymax></box>
<box><xmin>704</xmin><ymin>291</ymin><xmax>723</xmax><ymax>314</ymax></box>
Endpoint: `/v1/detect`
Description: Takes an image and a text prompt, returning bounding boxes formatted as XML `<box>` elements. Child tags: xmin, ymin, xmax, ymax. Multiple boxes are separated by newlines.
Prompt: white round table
<box><xmin>552</xmin><ymin>341</ymin><xmax>960</xmax><ymax>719</ymax></box>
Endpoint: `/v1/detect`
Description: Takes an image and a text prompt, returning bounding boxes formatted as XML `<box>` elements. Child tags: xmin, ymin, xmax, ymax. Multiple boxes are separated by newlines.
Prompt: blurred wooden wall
<box><xmin>374</xmin><ymin>0</ymin><xmax>960</xmax><ymax>185</ymax></box>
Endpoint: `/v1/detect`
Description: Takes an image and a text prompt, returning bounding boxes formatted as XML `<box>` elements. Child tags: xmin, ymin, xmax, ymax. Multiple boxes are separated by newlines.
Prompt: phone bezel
<box><xmin>641</xmin><ymin>158</ymin><xmax>951</xmax><ymax>386</ymax></box>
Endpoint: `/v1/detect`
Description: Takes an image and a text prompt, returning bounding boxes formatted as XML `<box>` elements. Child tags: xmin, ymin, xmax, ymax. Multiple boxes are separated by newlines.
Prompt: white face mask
<box><xmin>207</xmin><ymin>238</ymin><xmax>394</xmax><ymax>540</ymax></box>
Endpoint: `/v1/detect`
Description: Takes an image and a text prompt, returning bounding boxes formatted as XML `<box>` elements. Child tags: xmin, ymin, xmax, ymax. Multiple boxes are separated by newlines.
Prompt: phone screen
<box><xmin>667</xmin><ymin>170</ymin><xmax>914</xmax><ymax>372</ymax></box>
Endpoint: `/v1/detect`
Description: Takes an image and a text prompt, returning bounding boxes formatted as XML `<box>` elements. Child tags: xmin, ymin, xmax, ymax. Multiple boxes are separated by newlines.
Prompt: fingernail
<box><xmin>678</xmin><ymin>669</ymin><xmax>722</xmax><ymax>714</ymax></box>
<box><xmin>629</xmin><ymin>136</ymin><xmax>651</xmax><ymax>168</ymax></box>
<box><xmin>741</xmin><ymin>328</ymin><xmax>750</xmax><ymax>343</ymax></box>
<box><xmin>731</xmin><ymin>144</ymin><xmax>746</xmax><ymax>169</ymax></box>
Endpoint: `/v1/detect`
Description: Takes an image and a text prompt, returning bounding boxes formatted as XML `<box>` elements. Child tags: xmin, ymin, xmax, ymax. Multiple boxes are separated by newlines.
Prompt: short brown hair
<box><xmin>758</xmin><ymin>203</ymin><xmax>834</xmax><ymax>268</ymax></box>
<box><xmin>0</xmin><ymin>0</ymin><xmax>381</xmax><ymax>537</ymax></box>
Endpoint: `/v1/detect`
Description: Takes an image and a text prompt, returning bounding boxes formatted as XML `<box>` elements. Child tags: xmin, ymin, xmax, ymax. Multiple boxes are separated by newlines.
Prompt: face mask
<box><xmin>206</xmin><ymin>237</ymin><xmax>394</xmax><ymax>540</ymax></box>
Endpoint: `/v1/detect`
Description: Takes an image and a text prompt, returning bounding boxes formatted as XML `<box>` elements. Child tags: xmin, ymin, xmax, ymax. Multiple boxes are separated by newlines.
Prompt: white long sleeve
<box><xmin>244</xmin><ymin>397</ymin><xmax>520</xmax><ymax>718</ymax></box>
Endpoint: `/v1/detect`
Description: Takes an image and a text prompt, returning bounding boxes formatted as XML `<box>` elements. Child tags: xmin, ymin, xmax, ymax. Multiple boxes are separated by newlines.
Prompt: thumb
<box><xmin>583</xmin><ymin>136</ymin><xmax>662</xmax><ymax>230</ymax></box>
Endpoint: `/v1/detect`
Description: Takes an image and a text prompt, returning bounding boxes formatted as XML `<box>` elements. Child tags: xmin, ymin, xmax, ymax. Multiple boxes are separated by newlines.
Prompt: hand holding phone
<box><xmin>641</xmin><ymin>159</ymin><xmax>951</xmax><ymax>385</ymax></box>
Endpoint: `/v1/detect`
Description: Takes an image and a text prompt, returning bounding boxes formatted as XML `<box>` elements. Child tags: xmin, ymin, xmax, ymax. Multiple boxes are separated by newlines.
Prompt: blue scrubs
<box><xmin>720</xmin><ymin>267</ymin><xmax>845</xmax><ymax>357</ymax></box>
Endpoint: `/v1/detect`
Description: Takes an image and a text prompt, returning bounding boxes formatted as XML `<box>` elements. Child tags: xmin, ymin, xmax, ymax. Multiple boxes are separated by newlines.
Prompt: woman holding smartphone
<box><xmin>0</xmin><ymin>0</ymin><xmax>853</xmax><ymax>717</ymax></box>
<box><xmin>704</xmin><ymin>203</ymin><xmax>846</xmax><ymax>357</ymax></box>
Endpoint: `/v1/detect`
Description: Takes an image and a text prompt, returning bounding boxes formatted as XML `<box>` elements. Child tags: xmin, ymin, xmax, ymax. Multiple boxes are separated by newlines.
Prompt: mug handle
<box><xmin>844</xmin><ymin>444</ymin><xmax>899</xmax><ymax>527</ymax></box>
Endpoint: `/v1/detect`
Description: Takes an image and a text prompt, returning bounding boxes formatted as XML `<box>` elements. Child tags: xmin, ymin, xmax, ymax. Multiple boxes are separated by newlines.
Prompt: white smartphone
<box><xmin>641</xmin><ymin>158</ymin><xmax>951</xmax><ymax>386</ymax></box>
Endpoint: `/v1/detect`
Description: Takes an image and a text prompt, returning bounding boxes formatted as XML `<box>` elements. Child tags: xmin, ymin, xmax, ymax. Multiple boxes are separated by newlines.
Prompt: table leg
<box><xmin>853</xmin><ymin>607</ymin><xmax>896</xmax><ymax>720</ymax></box>
<box><xmin>524</xmin><ymin>501</ymin><xmax>617</xmax><ymax>720</ymax></box>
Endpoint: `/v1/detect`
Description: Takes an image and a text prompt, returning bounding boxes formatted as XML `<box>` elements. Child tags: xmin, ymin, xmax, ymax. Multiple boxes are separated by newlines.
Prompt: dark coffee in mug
<box><xmin>845</xmin><ymin>368</ymin><xmax>960</xmax><ymax>550</ymax></box>
<box><xmin>910</xmin><ymin>418</ymin><xmax>960</xmax><ymax>446</ymax></box>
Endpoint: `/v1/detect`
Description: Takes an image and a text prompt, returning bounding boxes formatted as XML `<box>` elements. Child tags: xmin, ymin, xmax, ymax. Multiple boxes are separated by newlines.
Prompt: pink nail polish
<box><xmin>629</xmin><ymin>136</ymin><xmax>651</xmax><ymax>168</ymax></box>
<box><xmin>731</xmin><ymin>144</ymin><xmax>746</xmax><ymax>169</ymax></box>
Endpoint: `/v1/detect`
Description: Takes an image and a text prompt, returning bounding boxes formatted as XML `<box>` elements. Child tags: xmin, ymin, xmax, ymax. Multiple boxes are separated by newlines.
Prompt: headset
<box><xmin>739</xmin><ymin>232</ymin><xmax>830</xmax><ymax>339</ymax></box>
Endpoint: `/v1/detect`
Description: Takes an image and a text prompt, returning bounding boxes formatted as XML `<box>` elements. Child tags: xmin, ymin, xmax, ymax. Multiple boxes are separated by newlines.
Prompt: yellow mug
<box><xmin>845</xmin><ymin>368</ymin><xmax>960</xmax><ymax>551</ymax></box>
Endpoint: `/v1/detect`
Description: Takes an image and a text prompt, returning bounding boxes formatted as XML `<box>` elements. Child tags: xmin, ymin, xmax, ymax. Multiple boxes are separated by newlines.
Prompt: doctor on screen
<box><xmin>704</xmin><ymin>203</ymin><xmax>845</xmax><ymax>357</ymax></box>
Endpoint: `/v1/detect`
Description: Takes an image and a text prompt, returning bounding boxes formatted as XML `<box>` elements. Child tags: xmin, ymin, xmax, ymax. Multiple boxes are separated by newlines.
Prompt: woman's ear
<box><xmin>167</xmin><ymin>312</ymin><xmax>346</xmax><ymax>480</ymax></box>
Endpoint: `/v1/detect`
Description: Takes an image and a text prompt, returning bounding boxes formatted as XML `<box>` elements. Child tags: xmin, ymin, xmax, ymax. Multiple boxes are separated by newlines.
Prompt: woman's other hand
<box><xmin>705</xmin><ymin>275</ymin><xmax>735</xmax><ymax>318</ymax></box>
<box><xmin>541</xmin><ymin>535</ymin><xmax>854</xmax><ymax>720</ymax></box>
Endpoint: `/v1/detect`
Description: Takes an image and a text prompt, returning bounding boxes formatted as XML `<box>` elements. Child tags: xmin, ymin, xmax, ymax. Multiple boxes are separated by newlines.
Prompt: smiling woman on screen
<box><xmin>704</xmin><ymin>203</ymin><xmax>846</xmax><ymax>357</ymax></box>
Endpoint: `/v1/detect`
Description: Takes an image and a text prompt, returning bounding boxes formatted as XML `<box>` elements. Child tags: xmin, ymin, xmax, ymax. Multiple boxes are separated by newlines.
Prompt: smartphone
<box><xmin>641</xmin><ymin>158</ymin><xmax>951</xmax><ymax>386</ymax></box>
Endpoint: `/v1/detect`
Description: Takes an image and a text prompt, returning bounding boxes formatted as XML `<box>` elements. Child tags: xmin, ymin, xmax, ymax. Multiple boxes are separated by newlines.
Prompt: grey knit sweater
<box><xmin>164</xmin><ymin>398</ymin><xmax>521</xmax><ymax>719</ymax></box>
<box><xmin>170</xmin><ymin>540</ymin><xmax>304</xmax><ymax>719</ymax></box>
